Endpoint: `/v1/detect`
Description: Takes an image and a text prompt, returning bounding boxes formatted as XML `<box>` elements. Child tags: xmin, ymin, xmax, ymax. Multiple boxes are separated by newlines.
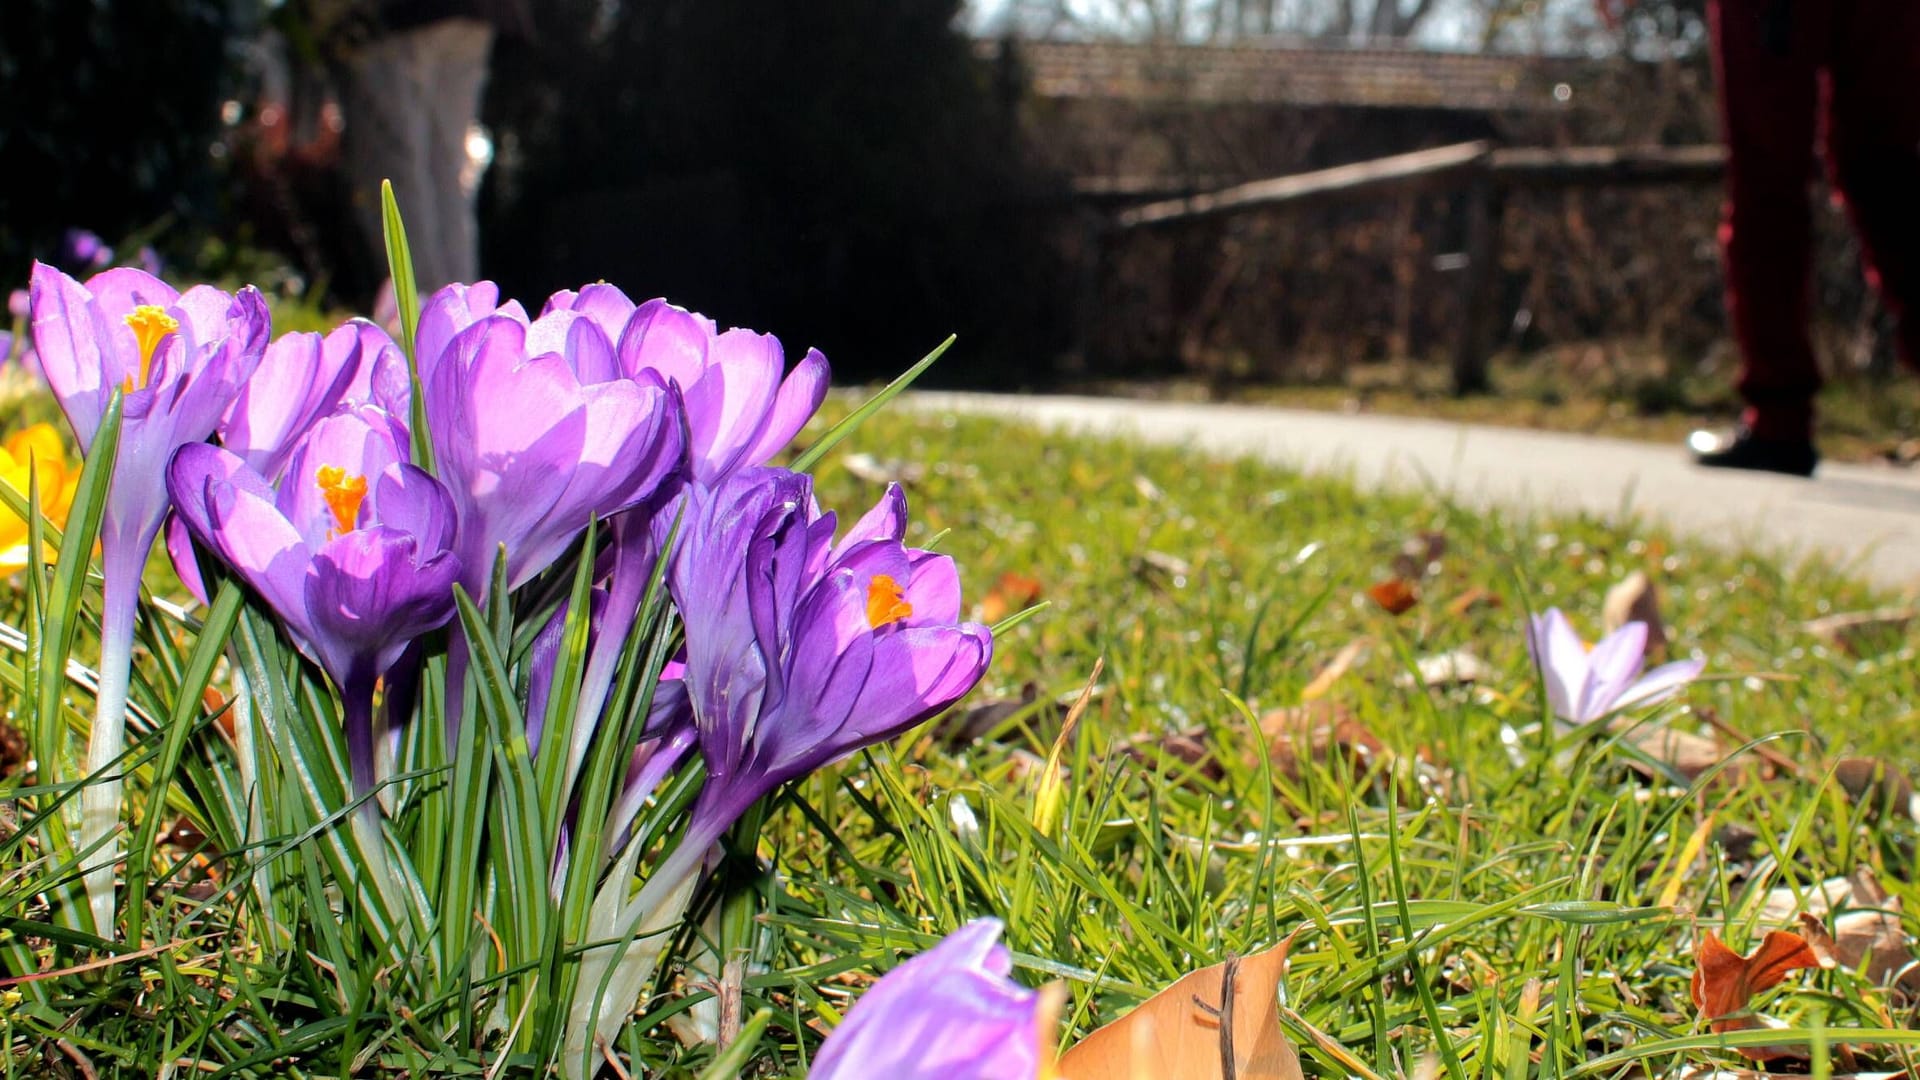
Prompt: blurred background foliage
<box><xmin>0</xmin><ymin>0</ymin><xmax>1904</xmax><ymax>423</ymax></box>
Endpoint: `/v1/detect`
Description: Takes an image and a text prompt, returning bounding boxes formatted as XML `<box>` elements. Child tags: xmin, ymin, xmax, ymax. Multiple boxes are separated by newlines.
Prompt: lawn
<box><xmin>5</xmin><ymin>388</ymin><xmax>1920</xmax><ymax>1077</ymax></box>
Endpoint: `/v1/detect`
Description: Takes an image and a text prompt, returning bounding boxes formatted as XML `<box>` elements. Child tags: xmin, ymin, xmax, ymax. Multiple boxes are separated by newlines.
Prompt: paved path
<box><xmin>907</xmin><ymin>392</ymin><xmax>1920</xmax><ymax>592</ymax></box>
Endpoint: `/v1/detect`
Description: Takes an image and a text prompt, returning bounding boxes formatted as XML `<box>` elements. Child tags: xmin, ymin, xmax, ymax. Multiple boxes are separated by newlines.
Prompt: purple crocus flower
<box><xmin>169</xmin><ymin>319</ymin><xmax>407</xmax><ymax>603</ymax></box>
<box><xmin>811</xmin><ymin>920</ymin><xmax>1045</xmax><ymax>1080</ymax></box>
<box><xmin>29</xmin><ymin>262</ymin><xmax>268</xmax><ymax>931</ymax></box>
<box><xmin>542</xmin><ymin>287</ymin><xmax>829</xmax><ymax>482</ymax></box>
<box><xmin>168</xmin><ymin>405</ymin><xmax>461</xmax><ymax>791</ymax></box>
<box><xmin>649</xmin><ymin>468</ymin><xmax>990</xmax><ymax>892</ymax></box>
<box><xmin>1525</xmin><ymin>607</ymin><xmax>1704</xmax><ymax>727</ymax></box>
<box><xmin>536</xmin><ymin>286</ymin><xmax>830</xmax><ymax>784</ymax></box>
<box><xmin>59</xmin><ymin>229</ymin><xmax>113</xmax><ymax>272</ymax></box>
<box><xmin>568</xmin><ymin>472</ymin><xmax>990</xmax><ymax>1069</ymax></box>
<box><xmin>413</xmin><ymin>284</ymin><xmax>684</xmax><ymax>599</ymax></box>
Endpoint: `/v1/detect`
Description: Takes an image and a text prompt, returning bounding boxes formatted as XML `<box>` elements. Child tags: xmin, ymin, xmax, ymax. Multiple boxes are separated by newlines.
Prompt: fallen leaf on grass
<box><xmin>1616</xmin><ymin>722</ymin><xmax>1732</xmax><ymax>782</ymax></box>
<box><xmin>1603</xmin><ymin>570</ymin><xmax>1667</xmax><ymax>655</ymax></box>
<box><xmin>1301</xmin><ymin>637</ymin><xmax>1371</xmax><ymax>701</ymax></box>
<box><xmin>1785</xmin><ymin>867</ymin><xmax>1920</xmax><ymax>995</ymax></box>
<box><xmin>1802</xmin><ymin>607</ymin><xmax>1917</xmax><ymax>657</ymax></box>
<box><xmin>937</xmin><ymin>684</ymin><xmax>1049</xmax><ymax>746</ymax></box>
<box><xmin>1833</xmin><ymin>757</ymin><xmax>1919</xmax><ymax>822</ymax></box>
<box><xmin>1133</xmin><ymin>550</ymin><xmax>1193</xmax><ymax>590</ymax></box>
<box><xmin>1444</xmin><ymin>587</ymin><xmax>1502</xmax><ymax>618</ymax></box>
<box><xmin>1057</xmin><ymin>939</ymin><xmax>1304</xmax><ymax>1079</ymax></box>
<box><xmin>1117</xmin><ymin>725</ymin><xmax>1222</xmax><ymax>782</ymax></box>
<box><xmin>978</xmin><ymin>571</ymin><xmax>1046</xmax><ymax>626</ymax></box>
<box><xmin>1390</xmin><ymin>530</ymin><xmax>1447</xmax><ymax>580</ymax></box>
<box><xmin>1691</xmin><ymin>928</ymin><xmax>1822</xmax><ymax>1061</ymax></box>
<box><xmin>1366</xmin><ymin>577</ymin><xmax>1419</xmax><ymax>615</ymax></box>
<box><xmin>1259</xmin><ymin>704</ymin><xmax>1392</xmax><ymax>783</ymax></box>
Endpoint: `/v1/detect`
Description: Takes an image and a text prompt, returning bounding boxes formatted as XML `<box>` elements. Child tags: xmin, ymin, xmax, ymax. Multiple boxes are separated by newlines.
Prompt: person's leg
<box><xmin>335</xmin><ymin>31</ymin><xmax>434</xmax><ymax>294</ymax></box>
<box><xmin>1710</xmin><ymin>0</ymin><xmax>1826</xmax><ymax>442</ymax></box>
<box><xmin>421</xmin><ymin>18</ymin><xmax>495</xmax><ymax>291</ymax></box>
<box><xmin>1826</xmin><ymin>0</ymin><xmax>1920</xmax><ymax>372</ymax></box>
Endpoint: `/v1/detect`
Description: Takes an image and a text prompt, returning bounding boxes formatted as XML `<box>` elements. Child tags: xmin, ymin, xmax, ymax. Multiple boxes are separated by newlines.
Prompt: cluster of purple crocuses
<box><xmin>26</xmin><ymin>263</ymin><xmax>994</xmax><ymax>969</ymax></box>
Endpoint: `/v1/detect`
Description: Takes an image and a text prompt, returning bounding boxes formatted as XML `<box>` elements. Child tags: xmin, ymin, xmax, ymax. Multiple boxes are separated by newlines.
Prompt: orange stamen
<box><xmin>865</xmin><ymin>573</ymin><xmax>913</xmax><ymax>629</ymax></box>
<box><xmin>315</xmin><ymin>465</ymin><xmax>368</xmax><ymax>537</ymax></box>
<box><xmin>122</xmin><ymin>305</ymin><xmax>179</xmax><ymax>392</ymax></box>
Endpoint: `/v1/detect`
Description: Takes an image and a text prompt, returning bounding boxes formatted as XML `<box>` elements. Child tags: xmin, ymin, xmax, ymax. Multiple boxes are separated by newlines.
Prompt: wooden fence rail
<box><xmin>1101</xmin><ymin>141</ymin><xmax>1728</xmax><ymax>392</ymax></box>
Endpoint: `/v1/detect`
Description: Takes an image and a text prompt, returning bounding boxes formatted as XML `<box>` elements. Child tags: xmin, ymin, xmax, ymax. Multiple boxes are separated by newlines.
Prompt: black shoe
<box><xmin>1688</xmin><ymin>427</ymin><xmax>1818</xmax><ymax>477</ymax></box>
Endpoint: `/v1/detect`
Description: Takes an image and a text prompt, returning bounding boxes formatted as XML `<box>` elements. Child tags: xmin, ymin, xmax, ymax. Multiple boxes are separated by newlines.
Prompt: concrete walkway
<box><xmin>907</xmin><ymin>392</ymin><xmax>1920</xmax><ymax>592</ymax></box>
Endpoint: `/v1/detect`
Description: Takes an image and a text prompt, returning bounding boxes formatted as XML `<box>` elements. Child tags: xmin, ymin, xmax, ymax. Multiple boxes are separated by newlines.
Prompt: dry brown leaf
<box><xmin>1301</xmin><ymin>637</ymin><xmax>1371</xmax><ymax>701</ymax></box>
<box><xmin>1056</xmin><ymin>940</ymin><xmax>1304</xmax><ymax>1080</ymax></box>
<box><xmin>1803</xmin><ymin>607</ymin><xmax>1918</xmax><ymax>657</ymax></box>
<box><xmin>1444</xmin><ymin>587</ymin><xmax>1503</xmax><ymax>618</ymax></box>
<box><xmin>1118</xmin><ymin>725</ymin><xmax>1222</xmax><ymax>782</ymax></box>
<box><xmin>1616</xmin><ymin>722</ymin><xmax>1731</xmax><ymax>782</ymax></box>
<box><xmin>1603</xmin><ymin>570</ymin><xmax>1667</xmax><ymax>655</ymax></box>
<box><xmin>1833</xmin><ymin>757</ymin><xmax>1919</xmax><ymax>822</ymax></box>
<box><xmin>1366</xmin><ymin>577</ymin><xmax>1419</xmax><ymax>616</ymax></box>
<box><xmin>978</xmin><ymin>571</ymin><xmax>1046</xmax><ymax>627</ymax></box>
<box><xmin>936</xmin><ymin>683</ymin><xmax>1060</xmax><ymax>746</ymax></box>
<box><xmin>1258</xmin><ymin>703</ymin><xmax>1392</xmax><ymax>783</ymax></box>
<box><xmin>1391</xmin><ymin>531</ymin><xmax>1448</xmax><ymax>580</ymax></box>
<box><xmin>1690</xmin><ymin>929</ymin><xmax>1822</xmax><ymax>1061</ymax></box>
<box><xmin>1792</xmin><ymin>868</ymin><xmax>1920</xmax><ymax>994</ymax></box>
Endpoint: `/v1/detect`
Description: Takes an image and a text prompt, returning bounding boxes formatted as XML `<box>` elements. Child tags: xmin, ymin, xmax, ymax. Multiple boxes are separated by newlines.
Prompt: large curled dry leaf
<box><xmin>1057</xmin><ymin>940</ymin><xmax>1304</xmax><ymax>1080</ymax></box>
<box><xmin>1603</xmin><ymin>570</ymin><xmax>1666</xmax><ymax>655</ymax></box>
<box><xmin>1258</xmin><ymin>703</ymin><xmax>1392</xmax><ymax>784</ymax></box>
<box><xmin>1691</xmin><ymin>929</ymin><xmax>1822</xmax><ymax>1061</ymax></box>
<box><xmin>1802</xmin><ymin>607</ymin><xmax>1917</xmax><ymax>657</ymax></box>
<box><xmin>1785</xmin><ymin>867</ymin><xmax>1920</xmax><ymax>996</ymax></box>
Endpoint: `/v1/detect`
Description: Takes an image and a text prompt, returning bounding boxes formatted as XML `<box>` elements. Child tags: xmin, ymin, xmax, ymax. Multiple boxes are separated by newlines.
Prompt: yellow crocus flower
<box><xmin>0</xmin><ymin>422</ymin><xmax>81</xmax><ymax>575</ymax></box>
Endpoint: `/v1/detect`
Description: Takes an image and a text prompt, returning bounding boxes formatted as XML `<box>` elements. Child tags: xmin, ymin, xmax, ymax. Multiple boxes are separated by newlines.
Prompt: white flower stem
<box><xmin>79</xmin><ymin>554</ymin><xmax>142</xmax><ymax>938</ymax></box>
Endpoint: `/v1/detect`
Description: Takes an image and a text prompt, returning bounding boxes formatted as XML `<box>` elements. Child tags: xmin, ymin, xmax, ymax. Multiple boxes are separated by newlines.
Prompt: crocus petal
<box><xmin>1612</xmin><ymin>657</ymin><xmax>1706</xmax><ymax>713</ymax></box>
<box><xmin>204</xmin><ymin>475</ymin><xmax>316</xmax><ymax>643</ymax></box>
<box><xmin>28</xmin><ymin>262</ymin><xmax>112</xmax><ymax>447</ymax></box>
<box><xmin>834</xmin><ymin>483</ymin><xmax>908</xmax><ymax>557</ymax></box>
<box><xmin>684</xmin><ymin>329</ymin><xmax>783</xmax><ymax>479</ymax></box>
<box><xmin>619</xmin><ymin>299</ymin><xmax>712</xmax><ymax>390</ymax></box>
<box><xmin>736</xmin><ymin>346</ymin><xmax>830</xmax><ymax>468</ymax></box>
<box><xmin>1527</xmin><ymin>609</ymin><xmax>1587</xmax><ymax>723</ymax></box>
<box><xmin>166</xmin><ymin>516</ymin><xmax>211</xmax><ymax>606</ymax></box>
<box><xmin>278</xmin><ymin>408</ymin><xmax>409</xmax><ymax>549</ymax></box>
<box><xmin>1576</xmin><ymin>621</ymin><xmax>1648</xmax><ymax>723</ymax></box>
<box><xmin>810</xmin><ymin>919</ymin><xmax>1040</xmax><ymax>1080</ymax></box>
<box><xmin>306</xmin><ymin>527</ymin><xmax>462</xmax><ymax>681</ymax></box>
<box><xmin>371</xmin><ymin>463</ymin><xmax>458</xmax><ymax>553</ymax></box>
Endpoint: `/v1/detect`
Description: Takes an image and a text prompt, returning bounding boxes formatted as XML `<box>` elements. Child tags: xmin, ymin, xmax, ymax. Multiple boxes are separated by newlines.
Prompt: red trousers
<box><xmin>1712</xmin><ymin>0</ymin><xmax>1920</xmax><ymax>439</ymax></box>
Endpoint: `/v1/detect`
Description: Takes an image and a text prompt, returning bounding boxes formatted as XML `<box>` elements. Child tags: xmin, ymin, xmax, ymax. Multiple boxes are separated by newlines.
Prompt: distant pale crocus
<box><xmin>30</xmin><ymin>262</ymin><xmax>269</xmax><ymax>931</ymax></box>
<box><xmin>169</xmin><ymin>406</ymin><xmax>460</xmax><ymax>791</ymax></box>
<box><xmin>0</xmin><ymin>423</ymin><xmax>81</xmax><ymax>575</ymax></box>
<box><xmin>1526</xmin><ymin>608</ymin><xmax>1704</xmax><ymax>726</ymax></box>
<box><xmin>811</xmin><ymin>920</ymin><xmax>1046</xmax><ymax>1080</ymax></box>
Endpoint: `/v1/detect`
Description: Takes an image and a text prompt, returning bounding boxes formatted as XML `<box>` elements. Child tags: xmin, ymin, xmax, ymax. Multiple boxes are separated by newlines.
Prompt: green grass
<box><xmin>6</xmin><ymin>395</ymin><xmax>1920</xmax><ymax>1076</ymax></box>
